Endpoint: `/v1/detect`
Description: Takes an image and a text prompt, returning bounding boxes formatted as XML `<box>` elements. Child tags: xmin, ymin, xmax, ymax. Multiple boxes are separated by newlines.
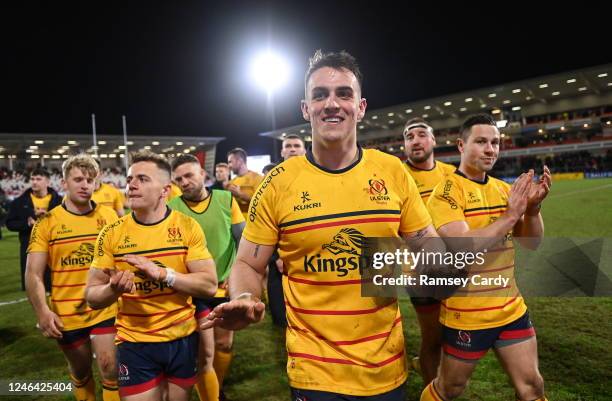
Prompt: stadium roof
<box><xmin>0</xmin><ymin>133</ymin><xmax>225</xmax><ymax>161</ymax></box>
<box><xmin>259</xmin><ymin>63</ymin><xmax>612</xmax><ymax>141</ymax></box>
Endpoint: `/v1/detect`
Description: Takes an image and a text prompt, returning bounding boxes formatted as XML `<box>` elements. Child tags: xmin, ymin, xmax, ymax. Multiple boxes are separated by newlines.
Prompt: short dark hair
<box><xmin>282</xmin><ymin>134</ymin><xmax>305</xmax><ymax>144</ymax></box>
<box><xmin>30</xmin><ymin>167</ymin><xmax>50</xmax><ymax>178</ymax></box>
<box><xmin>131</xmin><ymin>150</ymin><xmax>171</xmax><ymax>178</ymax></box>
<box><xmin>304</xmin><ymin>50</ymin><xmax>363</xmax><ymax>94</ymax></box>
<box><xmin>215</xmin><ymin>162</ymin><xmax>228</xmax><ymax>169</ymax></box>
<box><xmin>460</xmin><ymin>113</ymin><xmax>497</xmax><ymax>140</ymax></box>
<box><xmin>227</xmin><ymin>148</ymin><xmax>247</xmax><ymax>162</ymax></box>
<box><xmin>171</xmin><ymin>154</ymin><xmax>200</xmax><ymax>171</ymax></box>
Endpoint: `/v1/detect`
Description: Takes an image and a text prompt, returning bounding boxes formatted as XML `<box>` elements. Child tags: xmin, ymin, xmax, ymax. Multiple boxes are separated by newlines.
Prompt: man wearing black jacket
<box><xmin>6</xmin><ymin>168</ymin><xmax>62</xmax><ymax>290</ymax></box>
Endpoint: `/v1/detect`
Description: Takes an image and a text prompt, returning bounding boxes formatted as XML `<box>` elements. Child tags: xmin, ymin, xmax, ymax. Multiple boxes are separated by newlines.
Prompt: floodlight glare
<box><xmin>250</xmin><ymin>51</ymin><xmax>290</xmax><ymax>92</ymax></box>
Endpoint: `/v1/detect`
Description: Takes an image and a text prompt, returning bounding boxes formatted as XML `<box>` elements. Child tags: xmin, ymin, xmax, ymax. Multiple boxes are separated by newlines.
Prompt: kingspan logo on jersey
<box><xmin>61</xmin><ymin>243</ymin><xmax>94</xmax><ymax>267</ymax></box>
<box><xmin>133</xmin><ymin>260</ymin><xmax>170</xmax><ymax>294</ymax></box>
<box><xmin>303</xmin><ymin>228</ymin><xmax>369</xmax><ymax>277</ymax></box>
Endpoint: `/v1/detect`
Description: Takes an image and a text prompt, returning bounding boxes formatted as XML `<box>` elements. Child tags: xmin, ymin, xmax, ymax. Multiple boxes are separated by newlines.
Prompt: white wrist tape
<box><xmin>164</xmin><ymin>268</ymin><xmax>176</xmax><ymax>288</ymax></box>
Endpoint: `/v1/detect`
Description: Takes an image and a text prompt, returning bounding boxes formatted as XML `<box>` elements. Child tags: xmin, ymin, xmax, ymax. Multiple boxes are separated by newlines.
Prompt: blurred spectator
<box><xmin>6</xmin><ymin>168</ymin><xmax>62</xmax><ymax>291</ymax></box>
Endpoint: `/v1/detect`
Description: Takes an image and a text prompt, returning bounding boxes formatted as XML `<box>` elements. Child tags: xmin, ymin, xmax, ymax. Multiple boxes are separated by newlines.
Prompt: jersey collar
<box><xmin>454</xmin><ymin>169</ymin><xmax>489</xmax><ymax>185</ymax></box>
<box><xmin>306</xmin><ymin>146</ymin><xmax>363</xmax><ymax>174</ymax></box>
<box><xmin>406</xmin><ymin>160</ymin><xmax>437</xmax><ymax>172</ymax></box>
<box><xmin>132</xmin><ymin>206</ymin><xmax>172</xmax><ymax>226</ymax></box>
<box><xmin>61</xmin><ymin>200</ymin><xmax>97</xmax><ymax>216</ymax></box>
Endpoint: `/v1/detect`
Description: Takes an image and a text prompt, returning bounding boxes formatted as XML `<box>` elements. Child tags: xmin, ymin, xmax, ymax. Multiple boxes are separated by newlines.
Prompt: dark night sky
<box><xmin>1</xmin><ymin>1</ymin><xmax>610</xmax><ymax>162</ymax></box>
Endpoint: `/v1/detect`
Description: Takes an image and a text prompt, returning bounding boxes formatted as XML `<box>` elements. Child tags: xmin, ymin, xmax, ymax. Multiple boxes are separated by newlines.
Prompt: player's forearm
<box><xmin>513</xmin><ymin>212</ymin><xmax>544</xmax><ymax>250</ymax></box>
<box><xmin>462</xmin><ymin>213</ymin><xmax>519</xmax><ymax>252</ymax></box>
<box><xmin>235</xmin><ymin>191</ymin><xmax>252</xmax><ymax>203</ymax></box>
<box><xmin>85</xmin><ymin>283</ymin><xmax>119</xmax><ymax>309</ymax></box>
<box><xmin>228</xmin><ymin>259</ymin><xmax>265</xmax><ymax>300</ymax></box>
<box><xmin>171</xmin><ymin>271</ymin><xmax>217</xmax><ymax>298</ymax></box>
<box><xmin>25</xmin><ymin>271</ymin><xmax>51</xmax><ymax>318</ymax></box>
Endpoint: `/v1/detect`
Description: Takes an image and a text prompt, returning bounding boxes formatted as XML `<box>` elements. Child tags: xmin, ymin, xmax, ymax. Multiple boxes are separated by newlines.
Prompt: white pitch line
<box><xmin>549</xmin><ymin>183</ymin><xmax>612</xmax><ymax>199</ymax></box>
<box><xmin>0</xmin><ymin>297</ymin><xmax>28</xmax><ymax>307</ymax></box>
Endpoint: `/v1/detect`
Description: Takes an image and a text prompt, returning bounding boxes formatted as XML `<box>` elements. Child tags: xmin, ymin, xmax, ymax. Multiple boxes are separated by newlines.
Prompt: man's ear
<box><xmin>457</xmin><ymin>138</ymin><xmax>465</xmax><ymax>153</ymax></box>
<box><xmin>301</xmin><ymin>100</ymin><xmax>310</xmax><ymax>121</ymax></box>
<box><xmin>357</xmin><ymin>97</ymin><xmax>367</xmax><ymax>122</ymax></box>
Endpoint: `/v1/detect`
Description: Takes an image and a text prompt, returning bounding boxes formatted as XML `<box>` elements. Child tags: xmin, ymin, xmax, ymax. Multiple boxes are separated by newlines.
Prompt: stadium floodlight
<box><xmin>567</xmin><ymin>78</ymin><xmax>576</xmax><ymax>84</ymax></box>
<box><xmin>598</xmin><ymin>73</ymin><xmax>608</xmax><ymax>78</ymax></box>
<box><xmin>552</xmin><ymin>91</ymin><xmax>560</xmax><ymax>96</ymax></box>
<box><xmin>35</xmin><ymin>140</ymin><xmax>44</xmax><ymax>144</ymax></box>
<box><xmin>424</xmin><ymin>105</ymin><xmax>431</xmax><ymax>110</ymax></box>
<box><xmin>250</xmin><ymin>50</ymin><xmax>290</xmax><ymax>93</ymax></box>
<box><xmin>465</xmin><ymin>98</ymin><xmax>473</xmax><ymax>102</ymax></box>
<box><xmin>405</xmin><ymin>109</ymin><xmax>412</xmax><ymax>113</ymax></box>
<box><xmin>496</xmin><ymin>120</ymin><xmax>508</xmax><ymax>128</ymax></box>
<box><xmin>539</xmin><ymin>83</ymin><xmax>548</xmax><ymax>88</ymax></box>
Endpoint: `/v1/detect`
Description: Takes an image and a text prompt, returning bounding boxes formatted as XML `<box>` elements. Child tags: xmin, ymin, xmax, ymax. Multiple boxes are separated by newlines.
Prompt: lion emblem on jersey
<box><xmin>73</xmin><ymin>243</ymin><xmax>95</xmax><ymax>258</ymax></box>
<box><xmin>323</xmin><ymin>228</ymin><xmax>366</xmax><ymax>256</ymax></box>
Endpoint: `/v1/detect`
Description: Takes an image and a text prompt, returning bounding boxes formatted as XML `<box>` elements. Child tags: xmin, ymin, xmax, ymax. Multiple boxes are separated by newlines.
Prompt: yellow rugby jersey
<box><xmin>230</xmin><ymin>170</ymin><xmax>263</xmax><ymax>218</ymax></box>
<box><xmin>92</xmin><ymin>183</ymin><xmax>124</xmax><ymax>214</ymax></box>
<box><xmin>91</xmin><ymin>208</ymin><xmax>212</xmax><ymax>343</ymax></box>
<box><xmin>427</xmin><ymin>170</ymin><xmax>526</xmax><ymax>330</ymax></box>
<box><xmin>28</xmin><ymin>203</ymin><xmax>118</xmax><ymax>331</ymax></box>
<box><xmin>31</xmin><ymin>193</ymin><xmax>52</xmax><ymax>212</ymax></box>
<box><xmin>244</xmin><ymin>148</ymin><xmax>431</xmax><ymax>396</ymax></box>
<box><xmin>405</xmin><ymin>160</ymin><xmax>455</xmax><ymax>201</ymax></box>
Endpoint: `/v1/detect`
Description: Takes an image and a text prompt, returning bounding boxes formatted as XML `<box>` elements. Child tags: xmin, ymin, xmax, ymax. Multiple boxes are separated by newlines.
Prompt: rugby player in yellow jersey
<box><xmin>203</xmin><ymin>50</ymin><xmax>439</xmax><ymax>401</ymax></box>
<box><xmin>169</xmin><ymin>154</ymin><xmax>245</xmax><ymax>401</ymax></box>
<box><xmin>92</xmin><ymin>181</ymin><xmax>125</xmax><ymax>217</ymax></box>
<box><xmin>420</xmin><ymin>114</ymin><xmax>551</xmax><ymax>401</ymax></box>
<box><xmin>85</xmin><ymin>151</ymin><xmax>218</xmax><ymax>401</ymax></box>
<box><xmin>26</xmin><ymin>154</ymin><xmax>120</xmax><ymax>401</ymax></box>
<box><xmin>226</xmin><ymin>148</ymin><xmax>263</xmax><ymax>219</ymax></box>
<box><xmin>403</xmin><ymin>117</ymin><xmax>455</xmax><ymax>385</ymax></box>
